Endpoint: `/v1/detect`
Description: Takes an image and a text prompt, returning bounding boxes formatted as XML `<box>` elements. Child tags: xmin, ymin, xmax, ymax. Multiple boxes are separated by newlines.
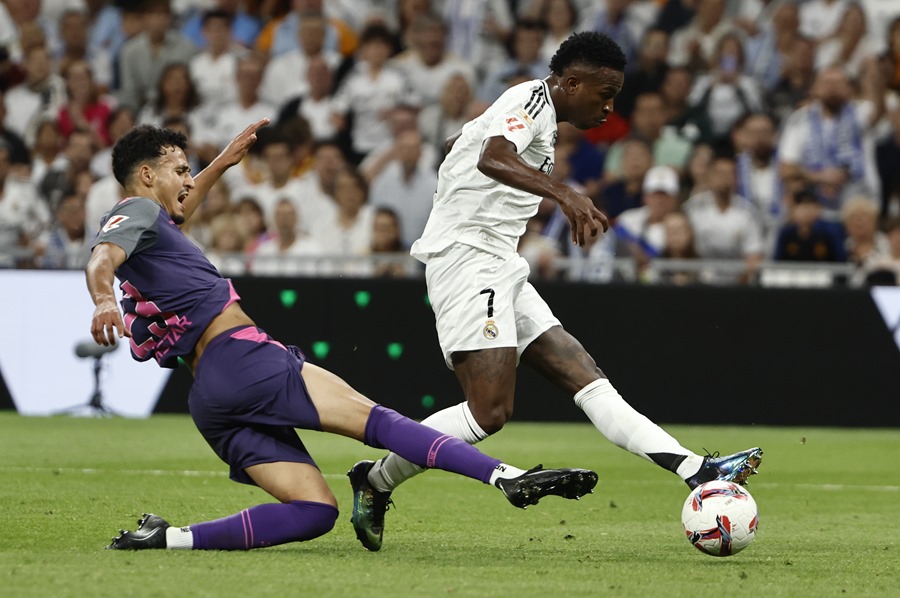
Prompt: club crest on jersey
<box><xmin>515</xmin><ymin>109</ymin><xmax>534</xmax><ymax>125</ymax></box>
<box><xmin>101</xmin><ymin>214</ymin><xmax>129</xmax><ymax>232</ymax></box>
<box><xmin>483</xmin><ymin>320</ymin><xmax>499</xmax><ymax>339</ymax></box>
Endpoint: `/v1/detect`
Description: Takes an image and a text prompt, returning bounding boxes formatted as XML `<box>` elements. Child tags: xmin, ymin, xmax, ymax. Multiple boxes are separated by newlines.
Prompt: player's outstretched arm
<box><xmin>181</xmin><ymin>118</ymin><xmax>270</xmax><ymax>222</ymax></box>
<box><xmin>477</xmin><ymin>136</ymin><xmax>608</xmax><ymax>246</ymax></box>
<box><xmin>86</xmin><ymin>242</ymin><xmax>131</xmax><ymax>347</ymax></box>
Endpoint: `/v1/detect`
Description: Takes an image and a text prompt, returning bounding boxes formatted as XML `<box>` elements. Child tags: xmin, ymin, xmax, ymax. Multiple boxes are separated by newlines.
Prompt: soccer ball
<box><xmin>681</xmin><ymin>480</ymin><xmax>758</xmax><ymax>557</ymax></box>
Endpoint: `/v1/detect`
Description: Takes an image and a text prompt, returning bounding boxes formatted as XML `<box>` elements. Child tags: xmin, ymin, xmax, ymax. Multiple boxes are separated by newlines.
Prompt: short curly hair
<box><xmin>112</xmin><ymin>124</ymin><xmax>188</xmax><ymax>188</ymax></box>
<box><xmin>549</xmin><ymin>31</ymin><xmax>627</xmax><ymax>76</ymax></box>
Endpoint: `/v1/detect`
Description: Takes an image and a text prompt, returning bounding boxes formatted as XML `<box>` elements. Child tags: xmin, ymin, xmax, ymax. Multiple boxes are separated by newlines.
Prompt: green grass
<box><xmin>1</xmin><ymin>413</ymin><xmax>898</xmax><ymax>597</ymax></box>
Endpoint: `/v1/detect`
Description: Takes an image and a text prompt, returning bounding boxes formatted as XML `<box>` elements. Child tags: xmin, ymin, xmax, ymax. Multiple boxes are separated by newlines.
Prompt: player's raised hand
<box><xmin>91</xmin><ymin>302</ymin><xmax>131</xmax><ymax>347</ymax></box>
<box><xmin>557</xmin><ymin>187</ymin><xmax>609</xmax><ymax>246</ymax></box>
<box><xmin>219</xmin><ymin>118</ymin><xmax>270</xmax><ymax>168</ymax></box>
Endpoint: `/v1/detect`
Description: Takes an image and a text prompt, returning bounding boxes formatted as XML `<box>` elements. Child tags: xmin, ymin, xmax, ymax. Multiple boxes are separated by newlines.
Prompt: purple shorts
<box><xmin>188</xmin><ymin>326</ymin><xmax>321</xmax><ymax>485</ymax></box>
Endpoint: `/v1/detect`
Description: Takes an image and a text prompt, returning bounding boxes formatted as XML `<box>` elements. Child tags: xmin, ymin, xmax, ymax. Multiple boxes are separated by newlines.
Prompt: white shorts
<box><xmin>423</xmin><ymin>244</ymin><xmax>561</xmax><ymax>369</ymax></box>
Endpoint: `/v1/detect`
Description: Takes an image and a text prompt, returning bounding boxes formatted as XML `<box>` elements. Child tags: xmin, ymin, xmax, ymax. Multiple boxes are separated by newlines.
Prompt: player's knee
<box><xmin>287</xmin><ymin>500</ymin><xmax>339</xmax><ymax>541</ymax></box>
<box><xmin>471</xmin><ymin>401</ymin><xmax>513</xmax><ymax>435</ymax></box>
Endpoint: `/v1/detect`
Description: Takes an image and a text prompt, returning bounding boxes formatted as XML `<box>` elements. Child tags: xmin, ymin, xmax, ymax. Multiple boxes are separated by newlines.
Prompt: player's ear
<box><xmin>139</xmin><ymin>164</ymin><xmax>153</xmax><ymax>187</ymax></box>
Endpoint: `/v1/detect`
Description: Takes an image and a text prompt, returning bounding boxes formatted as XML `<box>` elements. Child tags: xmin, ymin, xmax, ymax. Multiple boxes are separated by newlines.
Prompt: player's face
<box><xmin>564</xmin><ymin>66</ymin><xmax>624</xmax><ymax>130</ymax></box>
<box><xmin>153</xmin><ymin>146</ymin><xmax>194</xmax><ymax>225</ymax></box>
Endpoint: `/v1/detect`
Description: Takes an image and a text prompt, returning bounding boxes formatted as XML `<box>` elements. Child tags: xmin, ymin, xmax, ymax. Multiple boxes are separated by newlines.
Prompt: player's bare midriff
<box><xmin>187</xmin><ymin>302</ymin><xmax>255</xmax><ymax>372</ymax></box>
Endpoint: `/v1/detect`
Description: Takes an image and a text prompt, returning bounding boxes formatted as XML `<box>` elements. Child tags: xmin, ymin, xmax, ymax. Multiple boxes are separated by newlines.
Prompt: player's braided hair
<box><xmin>549</xmin><ymin>31</ymin><xmax>627</xmax><ymax>76</ymax></box>
<box><xmin>112</xmin><ymin>124</ymin><xmax>188</xmax><ymax>187</ymax></box>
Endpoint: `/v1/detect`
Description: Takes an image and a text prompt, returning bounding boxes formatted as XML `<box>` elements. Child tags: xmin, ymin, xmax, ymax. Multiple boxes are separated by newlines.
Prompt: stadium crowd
<box><xmin>0</xmin><ymin>0</ymin><xmax>899</xmax><ymax>286</ymax></box>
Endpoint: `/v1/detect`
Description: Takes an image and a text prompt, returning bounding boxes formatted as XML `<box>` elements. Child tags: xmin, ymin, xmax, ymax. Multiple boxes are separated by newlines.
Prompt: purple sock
<box><xmin>364</xmin><ymin>405</ymin><xmax>502</xmax><ymax>484</ymax></box>
<box><xmin>190</xmin><ymin>500</ymin><xmax>338</xmax><ymax>550</ymax></box>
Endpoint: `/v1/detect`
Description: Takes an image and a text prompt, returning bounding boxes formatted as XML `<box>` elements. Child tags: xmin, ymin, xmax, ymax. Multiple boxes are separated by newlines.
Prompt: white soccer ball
<box><xmin>681</xmin><ymin>480</ymin><xmax>758</xmax><ymax>557</ymax></box>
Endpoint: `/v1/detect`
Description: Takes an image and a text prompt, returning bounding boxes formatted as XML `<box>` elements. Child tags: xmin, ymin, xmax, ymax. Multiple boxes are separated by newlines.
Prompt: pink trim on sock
<box><xmin>426</xmin><ymin>435</ymin><xmax>453</xmax><ymax>467</ymax></box>
<box><xmin>246</xmin><ymin>509</ymin><xmax>255</xmax><ymax>548</ymax></box>
<box><xmin>240</xmin><ymin>509</ymin><xmax>250</xmax><ymax>549</ymax></box>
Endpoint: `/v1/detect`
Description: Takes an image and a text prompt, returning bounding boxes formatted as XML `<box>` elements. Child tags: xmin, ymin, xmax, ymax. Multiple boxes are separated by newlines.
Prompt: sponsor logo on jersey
<box><xmin>506</xmin><ymin>116</ymin><xmax>525</xmax><ymax>132</ymax></box>
<box><xmin>101</xmin><ymin>214</ymin><xmax>130</xmax><ymax>233</ymax></box>
<box><xmin>483</xmin><ymin>319</ymin><xmax>499</xmax><ymax>339</ymax></box>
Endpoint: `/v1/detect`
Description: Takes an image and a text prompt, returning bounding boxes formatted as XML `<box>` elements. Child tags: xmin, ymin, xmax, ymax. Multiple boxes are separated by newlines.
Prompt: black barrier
<box><xmin>154</xmin><ymin>278</ymin><xmax>900</xmax><ymax>427</ymax></box>
<box><xmin>0</xmin><ymin>368</ymin><xmax>14</xmax><ymax>411</ymax></box>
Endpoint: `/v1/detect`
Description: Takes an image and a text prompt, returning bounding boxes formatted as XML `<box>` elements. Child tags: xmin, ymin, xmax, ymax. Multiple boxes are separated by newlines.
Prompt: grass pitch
<box><xmin>1</xmin><ymin>412</ymin><xmax>898</xmax><ymax>597</ymax></box>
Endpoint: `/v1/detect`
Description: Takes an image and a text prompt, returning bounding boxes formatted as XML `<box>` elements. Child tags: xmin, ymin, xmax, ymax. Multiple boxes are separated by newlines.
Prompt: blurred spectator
<box><xmin>361</xmin><ymin>104</ymin><xmax>437</xmax><ymax>182</ymax></box>
<box><xmin>0</xmin><ymin>143</ymin><xmax>49</xmax><ymax>267</ymax></box>
<box><xmin>653</xmin><ymin>0</ymin><xmax>695</xmax><ymax>35</ymax></box>
<box><xmin>206</xmin><ymin>212</ymin><xmax>248</xmax><ymax>275</ymax></box>
<box><xmin>774</xmin><ymin>187</ymin><xmax>846</xmax><ymax>262</ymax></box>
<box><xmin>661</xmin><ymin>65</ymin><xmax>715</xmax><ymax>143</ymax></box>
<box><xmin>647</xmin><ymin>211</ymin><xmax>702</xmax><ymax>286</ymax></box>
<box><xmin>189</xmin><ymin>9</ymin><xmax>245</xmax><ymax>112</ymax></box>
<box><xmin>136</xmin><ymin>62</ymin><xmax>203</xmax><ymax>142</ymax></box>
<box><xmin>798</xmin><ymin>0</ymin><xmax>850</xmax><ymax>44</ymax></box>
<box><xmin>203</xmin><ymin>54</ymin><xmax>274</xmax><ymax>155</ymax></box>
<box><xmin>599</xmin><ymin>137</ymin><xmax>653</xmax><ymax>218</ymax></box>
<box><xmin>275</xmin><ymin>54</ymin><xmax>339</xmax><ymax>142</ymax></box>
<box><xmin>604</xmin><ymin>92</ymin><xmax>692</xmax><ymax>179</ymax></box>
<box><xmin>116</xmin><ymin>0</ymin><xmax>196</xmax><ymax>112</ymax></box>
<box><xmin>616</xmin><ymin>27</ymin><xmax>669</xmax><ymax>120</ymax></box>
<box><xmin>4</xmin><ymin>44</ymin><xmax>66</xmax><ymax>146</ymax></box>
<box><xmin>57</xmin><ymin>59</ymin><xmax>113</xmax><ymax>148</ymax></box>
<box><xmin>233</xmin><ymin>131</ymin><xmax>304</xmax><ymax>227</ymax></box>
<box><xmin>181</xmin><ymin>0</ymin><xmax>262</xmax><ymax>49</ymax></box>
<box><xmin>443</xmin><ymin>0</ymin><xmax>513</xmax><ymax>82</ymax></box>
<box><xmin>370</xmin><ymin>206</ymin><xmax>412</xmax><ymax>278</ymax></box>
<box><xmin>35</xmin><ymin>191</ymin><xmax>91</xmax><ymax>269</ymax></box>
<box><xmin>55</xmin><ymin>9</ymin><xmax>93</xmax><ymax>76</ymax></box>
<box><xmin>391</xmin><ymin>13</ymin><xmax>475</xmax><ymax>111</ymax></box>
<box><xmin>263</xmin><ymin>0</ymin><xmax>353</xmax><ymax>58</ymax></box>
<box><xmin>744</xmin><ymin>1</ymin><xmax>799</xmax><ymax>93</ymax></box>
<box><xmin>418</xmin><ymin>73</ymin><xmax>472</xmax><ymax>163</ymax></box>
<box><xmin>766</xmin><ymin>35</ymin><xmax>816</xmax><ymax>126</ymax></box>
<box><xmin>688</xmin><ymin>32</ymin><xmax>763</xmax><ymax>141</ymax></box>
<box><xmin>369</xmin><ymin>128</ymin><xmax>437</xmax><ymax>247</ymax></box>
<box><xmin>860</xmin><ymin>216</ymin><xmax>900</xmax><ymax>284</ymax></box>
<box><xmin>668</xmin><ymin>0</ymin><xmax>734</xmax><ymax>71</ymax></box>
<box><xmin>30</xmin><ymin>118</ymin><xmax>64</xmax><ymax>187</ymax></box>
<box><xmin>85</xmin><ymin>0</ymin><xmax>128</xmax><ymax>89</ymax></box>
<box><xmin>615</xmin><ymin>165</ymin><xmax>680</xmax><ymax>267</ymax></box>
<box><xmin>815</xmin><ymin>2</ymin><xmax>875</xmax><ymax>74</ymax></box>
<box><xmin>734</xmin><ymin>112</ymin><xmax>783</xmax><ymax>244</ymax></box>
<box><xmin>259</xmin><ymin>10</ymin><xmax>341</xmax><ymax>106</ymax></box>
<box><xmin>876</xmin><ymin>101</ymin><xmax>900</xmax><ymax>218</ymax></box>
<box><xmin>842</xmin><ymin>195</ymin><xmax>890</xmax><ymax>268</ymax></box>
<box><xmin>681</xmin><ymin>141</ymin><xmax>714</xmax><ymax>201</ymax></box>
<box><xmin>182</xmin><ymin>179</ymin><xmax>232</xmax><ymax>250</ymax></box>
<box><xmin>314</xmin><ymin>167</ymin><xmax>374</xmax><ymax>258</ymax></box>
<box><xmin>0</xmin><ymin>89</ymin><xmax>31</xmax><ymax>170</ymax></box>
<box><xmin>251</xmin><ymin>197</ymin><xmax>324</xmax><ymax>276</ymax></box>
<box><xmin>479</xmin><ymin>19</ymin><xmax>547</xmax><ymax>103</ymax></box>
<box><xmin>880</xmin><ymin>16</ymin><xmax>900</xmax><ymax>92</ymax></box>
<box><xmin>565</xmin><ymin>225</ymin><xmax>618</xmax><ymax>283</ymax></box>
<box><xmin>332</xmin><ymin>23</ymin><xmax>406</xmax><ymax>163</ymax></box>
<box><xmin>684</xmin><ymin>154</ymin><xmax>765</xmax><ymax>278</ymax></box>
<box><xmin>579</xmin><ymin>0</ymin><xmax>642</xmax><ymax>68</ymax></box>
<box><xmin>89</xmin><ymin>105</ymin><xmax>135</xmax><ymax>178</ymax></box>
<box><xmin>233</xmin><ymin>195</ymin><xmax>271</xmax><ymax>254</ymax></box>
<box><xmin>779</xmin><ymin>64</ymin><xmax>886</xmax><ymax>218</ymax></box>
<box><xmin>38</xmin><ymin>128</ymin><xmax>94</xmax><ymax>212</ymax></box>
<box><xmin>535</xmin><ymin>0</ymin><xmax>578</xmax><ymax>67</ymax></box>
<box><xmin>394</xmin><ymin>0</ymin><xmax>433</xmax><ymax>50</ymax></box>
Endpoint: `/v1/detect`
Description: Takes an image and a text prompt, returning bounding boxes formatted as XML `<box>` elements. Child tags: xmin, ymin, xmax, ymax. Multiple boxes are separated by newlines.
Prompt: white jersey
<box><xmin>410</xmin><ymin>79</ymin><xmax>558</xmax><ymax>260</ymax></box>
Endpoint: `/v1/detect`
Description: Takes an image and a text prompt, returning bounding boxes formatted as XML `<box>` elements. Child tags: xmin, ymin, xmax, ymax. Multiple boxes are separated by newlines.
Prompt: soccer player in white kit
<box><xmin>347</xmin><ymin>32</ymin><xmax>764</xmax><ymax>552</ymax></box>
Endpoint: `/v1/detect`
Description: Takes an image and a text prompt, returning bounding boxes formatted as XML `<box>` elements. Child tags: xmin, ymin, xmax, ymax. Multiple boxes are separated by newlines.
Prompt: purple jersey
<box><xmin>93</xmin><ymin>196</ymin><xmax>240</xmax><ymax>368</ymax></box>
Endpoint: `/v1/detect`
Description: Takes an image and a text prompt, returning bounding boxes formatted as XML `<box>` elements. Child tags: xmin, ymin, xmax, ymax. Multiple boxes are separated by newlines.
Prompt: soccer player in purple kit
<box><xmin>87</xmin><ymin>120</ymin><xmax>599</xmax><ymax>551</ymax></box>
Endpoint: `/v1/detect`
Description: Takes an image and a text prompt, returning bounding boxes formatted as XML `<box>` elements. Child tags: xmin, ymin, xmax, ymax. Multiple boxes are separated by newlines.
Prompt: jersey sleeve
<box><xmin>92</xmin><ymin>198</ymin><xmax>160</xmax><ymax>258</ymax></box>
<box><xmin>483</xmin><ymin>83</ymin><xmax>552</xmax><ymax>154</ymax></box>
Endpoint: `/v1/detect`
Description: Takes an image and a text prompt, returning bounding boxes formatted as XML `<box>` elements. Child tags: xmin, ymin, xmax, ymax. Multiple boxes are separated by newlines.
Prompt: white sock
<box><xmin>368</xmin><ymin>402</ymin><xmax>490</xmax><ymax>493</ymax></box>
<box><xmin>488</xmin><ymin>463</ymin><xmax>528</xmax><ymax>485</ymax></box>
<box><xmin>165</xmin><ymin>526</ymin><xmax>194</xmax><ymax>549</ymax></box>
<box><xmin>574</xmin><ymin>378</ymin><xmax>703</xmax><ymax>479</ymax></box>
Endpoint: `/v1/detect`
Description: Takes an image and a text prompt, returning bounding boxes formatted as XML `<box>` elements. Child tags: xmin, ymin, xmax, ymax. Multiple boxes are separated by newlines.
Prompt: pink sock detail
<box><xmin>427</xmin><ymin>435</ymin><xmax>453</xmax><ymax>467</ymax></box>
